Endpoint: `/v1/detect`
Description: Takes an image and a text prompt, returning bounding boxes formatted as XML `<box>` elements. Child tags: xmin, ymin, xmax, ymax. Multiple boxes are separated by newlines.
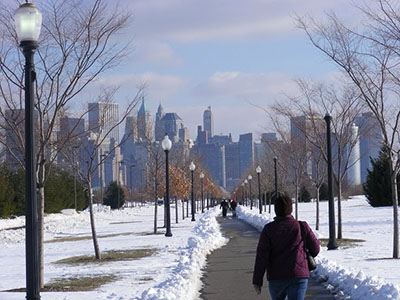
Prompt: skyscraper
<box><xmin>160</xmin><ymin>113</ymin><xmax>184</xmax><ymax>143</ymax></box>
<box><xmin>88</xmin><ymin>101</ymin><xmax>119</xmax><ymax>143</ymax></box>
<box><xmin>155</xmin><ymin>103</ymin><xmax>165</xmax><ymax>142</ymax></box>
<box><xmin>137</xmin><ymin>96</ymin><xmax>150</xmax><ymax>141</ymax></box>
<box><xmin>203</xmin><ymin>106</ymin><xmax>214</xmax><ymax>138</ymax></box>
<box><xmin>355</xmin><ymin>112</ymin><xmax>382</xmax><ymax>183</ymax></box>
<box><xmin>239</xmin><ymin>133</ymin><xmax>254</xmax><ymax>175</ymax></box>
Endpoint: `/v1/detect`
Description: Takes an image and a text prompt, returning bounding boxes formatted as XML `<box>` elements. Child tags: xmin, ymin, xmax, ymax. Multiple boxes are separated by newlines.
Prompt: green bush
<box><xmin>363</xmin><ymin>146</ymin><xmax>400</xmax><ymax>207</ymax></box>
<box><xmin>103</xmin><ymin>181</ymin><xmax>125</xmax><ymax>209</ymax></box>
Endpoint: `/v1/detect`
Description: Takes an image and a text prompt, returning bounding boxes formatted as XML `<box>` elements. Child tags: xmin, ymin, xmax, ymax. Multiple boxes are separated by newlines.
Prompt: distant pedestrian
<box><xmin>220</xmin><ymin>200</ymin><xmax>229</xmax><ymax>218</ymax></box>
<box><xmin>252</xmin><ymin>194</ymin><xmax>320</xmax><ymax>300</ymax></box>
<box><xmin>230</xmin><ymin>199</ymin><xmax>237</xmax><ymax>217</ymax></box>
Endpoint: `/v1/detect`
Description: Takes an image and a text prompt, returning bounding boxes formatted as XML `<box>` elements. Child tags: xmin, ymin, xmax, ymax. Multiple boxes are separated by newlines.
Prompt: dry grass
<box><xmin>5</xmin><ymin>274</ymin><xmax>119</xmax><ymax>292</ymax></box>
<box><xmin>319</xmin><ymin>238</ymin><xmax>365</xmax><ymax>249</ymax></box>
<box><xmin>54</xmin><ymin>248</ymin><xmax>156</xmax><ymax>265</ymax></box>
<box><xmin>45</xmin><ymin>232</ymin><xmax>134</xmax><ymax>243</ymax></box>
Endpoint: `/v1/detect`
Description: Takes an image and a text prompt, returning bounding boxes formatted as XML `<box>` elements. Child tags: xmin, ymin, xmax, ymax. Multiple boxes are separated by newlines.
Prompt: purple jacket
<box><xmin>252</xmin><ymin>215</ymin><xmax>320</xmax><ymax>286</ymax></box>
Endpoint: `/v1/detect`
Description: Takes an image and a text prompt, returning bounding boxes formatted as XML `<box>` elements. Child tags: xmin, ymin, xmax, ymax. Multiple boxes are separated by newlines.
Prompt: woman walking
<box><xmin>252</xmin><ymin>194</ymin><xmax>320</xmax><ymax>300</ymax></box>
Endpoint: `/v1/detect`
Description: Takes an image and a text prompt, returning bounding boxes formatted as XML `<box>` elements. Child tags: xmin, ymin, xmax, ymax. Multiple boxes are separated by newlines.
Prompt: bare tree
<box><xmin>271</xmin><ymin>80</ymin><xmax>365</xmax><ymax>237</ymax></box>
<box><xmin>0</xmin><ymin>0</ymin><xmax>133</xmax><ymax>285</ymax></box>
<box><xmin>61</xmin><ymin>90</ymin><xmax>140</xmax><ymax>259</ymax></box>
<box><xmin>297</xmin><ymin>1</ymin><xmax>400</xmax><ymax>257</ymax></box>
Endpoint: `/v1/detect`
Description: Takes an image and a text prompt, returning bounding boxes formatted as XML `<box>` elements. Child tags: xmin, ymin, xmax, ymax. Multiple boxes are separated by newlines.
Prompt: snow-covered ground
<box><xmin>0</xmin><ymin>204</ymin><xmax>227</xmax><ymax>300</ymax></box>
<box><xmin>1</xmin><ymin>196</ymin><xmax>400</xmax><ymax>299</ymax></box>
<box><xmin>237</xmin><ymin>195</ymin><xmax>400</xmax><ymax>300</ymax></box>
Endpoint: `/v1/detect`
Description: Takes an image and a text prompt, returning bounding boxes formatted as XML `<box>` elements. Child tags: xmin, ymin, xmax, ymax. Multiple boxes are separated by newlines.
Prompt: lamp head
<box><xmin>189</xmin><ymin>161</ymin><xmax>196</xmax><ymax>171</ymax></box>
<box><xmin>248</xmin><ymin>174</ymin><xmax>252</xmax><ymax>180</ymax></box>
<box><xmin>200</xmin><ymin>172</ymin><xmax>204</xmax><ymax>179</ymax></box>
<box><xmin>161</xmin><ymin>134</ymin><xmax>172</xmax><ymax>151</ymax></box>
<box><xmin>256</xmin><ymin>166</ymin><xmax>261</xmax><ymax>174</ymax></box>
<box><xmin>14</xmin><ymin>2</ymin><xmax>42</xmax><ymax>45</ymax></box>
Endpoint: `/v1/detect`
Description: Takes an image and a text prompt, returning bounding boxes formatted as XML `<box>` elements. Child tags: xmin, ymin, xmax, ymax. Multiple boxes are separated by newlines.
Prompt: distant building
<box><xmin>209</xmin><ymin>134</ymin><xmax>232</xmax><ymax>146</ymax></box>
<box><xmin>88</xmin><ymin>102</ymin><xmax>119</xmax><ymax>143</ymax></box>
<box><xmin>355</xmin><ymin>112</ymin><xmax>382</xmax><ymax>183</ymax></box>
<box><xmin>239</xmin><ymin>133</ymin><xmax>254</xmax><ymax>176</ymax></box>
<box><xmin>137</xmin><ymin>96</ymin><xmax>150</xmax><ymax>141</ymax></box>
<box><xmin>160</xmin><ymin>113</ymin><xmax>185</xmax><ymax>143</ymax></box>
<box><xmin>203</xmin><ymin>106</ymin><xmax>214</xmax><ymax>138</ymax></box>
<box><xmin>347</xmin><ymin>123</ymin><xmax>361</xmax><ymax>186</ymax></box>
<box><xmin>155</xmin><ymin>104</ymin><xmax>165</xmax><ymax>142</ymax></box>
<box><xmin>225</xmin><ymin>142</ymin><xmax>240</xmax><ymax>190</ymax></box>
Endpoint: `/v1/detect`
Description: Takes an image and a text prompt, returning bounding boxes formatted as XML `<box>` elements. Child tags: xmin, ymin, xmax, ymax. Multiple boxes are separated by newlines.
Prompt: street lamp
<box><xmin>15</xmin><ymin>2</ymin><xmax>42</xmax><ymax>299</ymax></box>
<box><xmin>241</xmin><ymin>182</ymin><xmax>245</xmax><ymax>204</ymax></box>
<box><xmin>189</xmin><ymin>161</ymin><xmax>196</xmax><ymax>221</ymax></box>
<box><xmin>256</xmin><ymin>166</ymin><xmax>262</xmax><ymax>214</ymax></box>
<box><xmin>244</xmin><ymin>179</ymin><xmax>248</xmax><ymax>206</ymax></box>
<box><xmin>248</xmin><ymin>174</ymin><xmax>253</xmax><ymax>209</ymax></box>
<box><xmin>273</xmin><ymin>157</ymin><xmax>278</xmax><ymax>200</ymax></box>
<box><xmin>324</xmin><ymin>114</ymin><xmax>338</xmax><ymax>250</ymax></box>
<box><xmin>117</xmin><ymin>160</ymin><xmax>124</xmax><ymax>209</ymax></box>
<box><xmin>161</xmin><ymin>134</ymin><xmax>172</xmax><ymax>237</ymax></box>
<box><xmin>200</xmin><ymin>172</ymin><xmax>205</xmax><ymax>213</ymax></box>
<box><xmin>100</xmin><ymin>153</ymin><xmax>107</xmax><ymax>205</ymax></box>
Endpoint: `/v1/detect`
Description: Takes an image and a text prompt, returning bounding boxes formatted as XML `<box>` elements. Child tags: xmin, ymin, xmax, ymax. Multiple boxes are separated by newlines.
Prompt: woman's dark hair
<box><xmin>274</xmin><ymin>194</ymin><xmax>293</xmax><ymax>217</ymax></box>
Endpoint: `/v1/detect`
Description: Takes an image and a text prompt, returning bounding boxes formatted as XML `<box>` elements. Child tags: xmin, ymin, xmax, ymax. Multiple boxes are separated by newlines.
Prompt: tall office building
<box><xmin>159</xmin><ymin>113</ymin><xmax>185</xmax><ymax>143</ymax></box>
<box><xmin>88</xmin><ymin>102</ymin><xmax>119</xmax><ymax>143</ymax></box>
<box><xmin>355</xmin><ymin>112</ymin><xmax>382</xmax><ymax>183</ymax></box>
<box><xmin>203</xmin><ymin>106</ymin><xmax>214</xmax><ymax>138</ymax></box>
<box><xmin>347</xmin><ymin>124</ymin><xmax>361</xmax><ymax>185</ymax></box>
<box><xmin>239</xmin><ymin>133</ymin><xmax>254</xmax><ymax>176</ymax></box>
<box><xmin>155</xmin><ymin>103</ymin><xmax>165</xmax><ymax>141</ymax></box>
<box><xmin>137</xmin><ymin>96</ymin><xmax>150</xmax><ymax>141</ymax></box>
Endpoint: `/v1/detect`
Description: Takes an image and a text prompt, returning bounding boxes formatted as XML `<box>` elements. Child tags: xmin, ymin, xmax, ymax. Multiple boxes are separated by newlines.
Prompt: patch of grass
<box><xmin>45</xmin><ymin>232</ymin><xmax>134</xmax><ymax>243</ymax></box>
<box><xmin>319</xmin><ymin>238</ymin><xmax>365</xmax><ymax>249</ymax></box>
<box><xmin>0</xmin><ymin>225</ymin><xmax>25</xmax><ymax>231</ymax></box>
<box><xmin>54</xmin><ymin>248</ymin><xmax>157</xmax><ymax>265</ymax></box>
<box><xmin>5</xmin><ymin>274</ymin><xmax>118</xmax><ymax>292</ymax></box>
<box><xmin>109</xmin><ymin>221</ymin><xmax>140</xmax><ymax>225</ymax></box>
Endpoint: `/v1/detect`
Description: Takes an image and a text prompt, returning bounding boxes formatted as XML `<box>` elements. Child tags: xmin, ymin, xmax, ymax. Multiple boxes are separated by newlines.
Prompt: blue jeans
<box><xmin>269</xmin><ymin>278</ymin><xmax>308</xmax><ymax>300</ymax></box>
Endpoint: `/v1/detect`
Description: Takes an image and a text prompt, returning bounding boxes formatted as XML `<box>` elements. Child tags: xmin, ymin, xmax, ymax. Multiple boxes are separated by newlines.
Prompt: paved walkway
<box><xmin>200</xmin><ymin>215</ymin><xmax>335</xmax><ymax>300</ymax></box>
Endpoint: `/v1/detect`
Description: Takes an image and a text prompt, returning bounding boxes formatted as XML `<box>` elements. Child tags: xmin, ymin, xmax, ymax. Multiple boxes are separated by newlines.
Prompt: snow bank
<box><xmin>139</xmin><ymin>207</ymin><xmax>228</xmax><ymax>300</ymax></box>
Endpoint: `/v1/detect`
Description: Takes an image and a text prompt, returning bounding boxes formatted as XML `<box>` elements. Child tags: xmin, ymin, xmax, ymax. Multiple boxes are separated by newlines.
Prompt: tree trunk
<box><xmin>37</xmin><ymin>185</ymin><xmax>45</xmax><ymax>289</ymax></box>
<box><xmin>337</xmin><ymin>179</ymin><xmax>342</xmax><ymax>239</ymax></box>
<box><xmin>37</xmin><ymin>158</ymin><xmax>45</xmax><ymax>289</ymax></box>
<box><xmin>154</xmin><ymin>179</ymin><xmax>158</xmax><ymax>234</ymax></box>
<box><xmin>295</xmin><ymin>184</ymin><xmax>299</xmax><ymax>220</ymax></box>
<box><xmin>175</xmin><ymin>196</ymin><xmax>178</xmax><ymax>224</ymax></box>
<box><xmin>391</xmin><ymin>169</ymin><xmax>399</xmax><ymax>258</ymax></box>
<box><xmin>316</xmin><ymin>186</ymin><xmax>320</xmax><ymax>231</ymax></box>
<box><xmin>182</xmin><ymin>199</ymin><xmax>185</xmax><ymax>220</ymax></box>
<box><xmin>88</xmin><ymin>184</ymin><xmax>101</xmax><ymax>259</ymax></box>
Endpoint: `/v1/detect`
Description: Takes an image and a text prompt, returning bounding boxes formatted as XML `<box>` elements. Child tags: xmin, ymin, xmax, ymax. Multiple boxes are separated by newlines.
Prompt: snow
<box><xmin>1</xmin><ymin>196</ymin><xmax>400</xmax><ymax>299</ymax></box>
<box><xmin>237</xmin><ymin>196</ymin><xmax>400</xmax><ymax>300</ymax></box>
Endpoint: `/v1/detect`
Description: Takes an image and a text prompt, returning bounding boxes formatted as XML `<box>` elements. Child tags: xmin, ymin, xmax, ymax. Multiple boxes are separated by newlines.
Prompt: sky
<box><xmin>90</xmin><ymin>0</ymin><xmax>364</xmax><ymax>141</ymax></box>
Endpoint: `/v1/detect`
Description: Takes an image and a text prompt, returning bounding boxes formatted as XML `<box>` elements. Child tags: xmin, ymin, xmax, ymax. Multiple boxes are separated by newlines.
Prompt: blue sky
<box><xmin>91</xmin><ymin>0</ymin><xmax>363</xmax><ymax>141</ymax></box>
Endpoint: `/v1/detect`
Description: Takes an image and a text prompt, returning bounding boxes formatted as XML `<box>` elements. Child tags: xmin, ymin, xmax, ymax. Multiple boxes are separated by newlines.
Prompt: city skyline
<box><xmin>69</xmin><ymin>0</ymin><xmax>368</xmax><ymax>141</ymax></box>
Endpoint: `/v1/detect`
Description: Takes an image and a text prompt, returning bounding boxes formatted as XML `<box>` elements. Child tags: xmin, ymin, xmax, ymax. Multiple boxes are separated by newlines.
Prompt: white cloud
<box><xmin>133</xmin><ymin>41</ymin><xmax>183</xmax><ymax>67</ymax></box>
<box><xmin>129</xmin><ymin>0</ymin><xmax>357</xmax><ymax>42</ymax></box>
<box><xmin>193</xmin><ymin>71</ymin><xmax>298</xmax><ymax>103</ymax></box>
<box><xmin>96</xmin><ymin>72</ymin><xmax>186</xmax><ymax>100</ymax></box>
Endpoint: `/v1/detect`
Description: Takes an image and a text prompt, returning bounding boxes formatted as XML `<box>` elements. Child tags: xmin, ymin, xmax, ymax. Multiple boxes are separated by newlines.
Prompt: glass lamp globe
<box><xmin>14</xmin><ymin>2</ymin><xmax>42</xmax><ymax>43</ymax></box>
<box><xmin>189</xmin><ymin>161</ymin><xmax>196</xmax><ymax>171</ymax></box>
<box><xmin>256</xmin><ymin>166</ymin><xmax>261</xmax><ymax>174</ymax></box>
<box><xmin>161</xmin><ymin>135</ymin><xmax>172</xmax><ymax>151</ymax></box>
<box><xmin>248</xmin><ymin>174</ymin><xmax>252</xmax><ymax>180</ymax></box>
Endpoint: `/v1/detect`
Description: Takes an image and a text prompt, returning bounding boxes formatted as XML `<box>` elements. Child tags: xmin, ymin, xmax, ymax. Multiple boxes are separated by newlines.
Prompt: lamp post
<box><xmin>15</xmin><ymin>2</ymin><xmax>42</xmax><ymax>299</ymax></box>
<box><xmin>162</xmin><ymin>135</ymin><xmax>172</xmax><ymax>237</ymax></box>
<box><xmin>117</xmin><ymin>160</ymin><xmax>124</xmax><ymax>209</ymax></box>
<box><xmin>324</xmin><ymin>114</ymin><xmax>338</xmax><ymax>250</ymax></box>
<box><xmin>248</xmin><ymin>174</ymin><xmax>253</xmax><ymax>209</ymax></box>
<box><xmin>256</xmin><ymin>166</ymin><xmax>262</xmax><ymax>214</ymax></box>
<box><xmin>189</xmin><ymin>161</ymin><xmax>196</xmax><ymax>221</ymax></box>
<box><xmin>100</xmin><ymin>153</ymin><xmax>107</xmax><ymax>204</ymax></box>
<box><xmin>273</xmin><ymin>157</ymin><xmax>278</xmax><ymax>199</ymax></box>
<box><xmin>200</xmin><ymin>173</ymin><xmax>205</xmax><ymax>213</ymax></box>
<box><xmin>244</xmin><ymin>179</ymin><xmax>248</xmax><ymax>206</ymax></box>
